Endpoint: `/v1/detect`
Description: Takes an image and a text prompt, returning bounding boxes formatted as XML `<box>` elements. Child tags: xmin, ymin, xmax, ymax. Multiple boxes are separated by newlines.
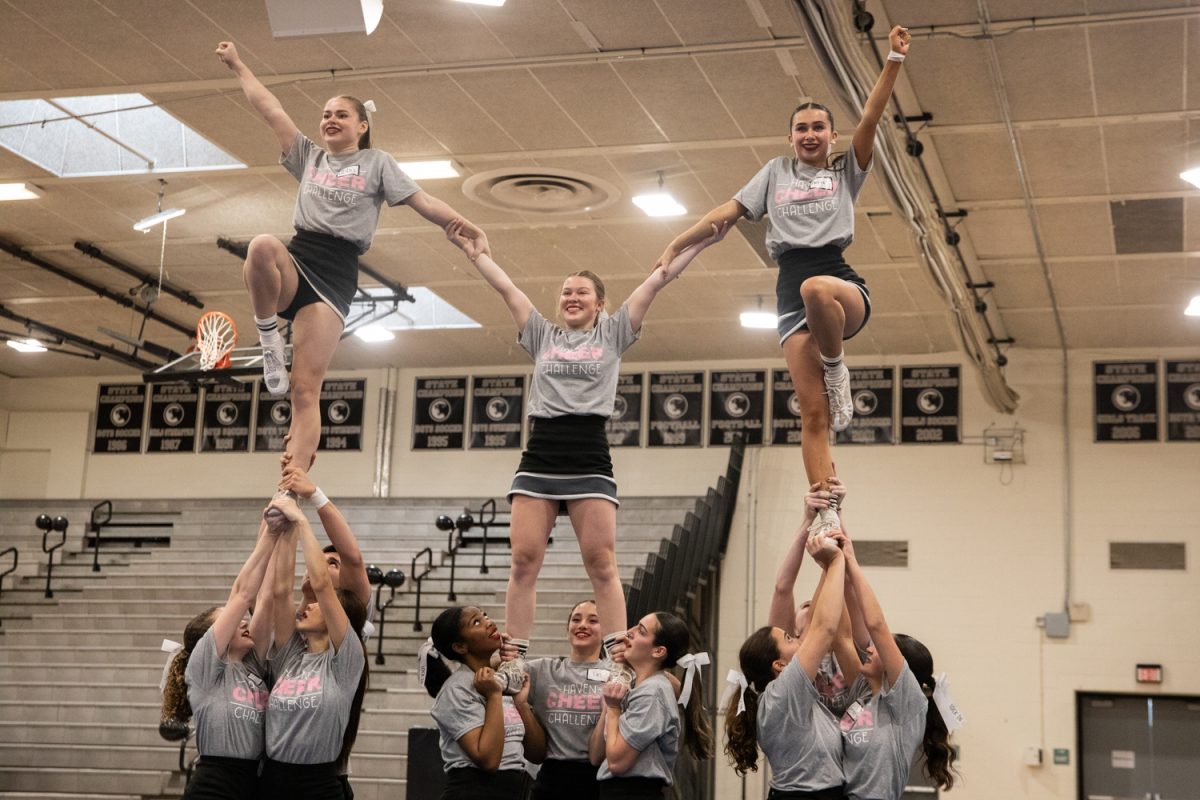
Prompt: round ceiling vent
<box><xmin>462</xmin><ymin>167</ymin><xmax>620</xmax><ymax>215</ymax></box>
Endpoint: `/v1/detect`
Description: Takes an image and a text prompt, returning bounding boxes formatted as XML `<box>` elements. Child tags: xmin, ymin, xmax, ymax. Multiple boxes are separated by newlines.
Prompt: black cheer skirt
<box><xmin>533</xmin><ymin>759</ymin><xmax>600</xmax><ymax>800</ymax></box>
<box><xmin>283</xmin><ymin>229</ymin><xmax>359</xmax><ymax>322</ymax></box>
<box><xmin>182</xmin><ymin>755</ymin><xmax>259</xmax><ymax>800</ymax></box>
<box><xmin>597</xmin><ymin>776</ymin><xmax>668</xmax><ymax>799</ymax></box>
<box><xmin>775</xmin><ymin>244</ymin><xmax>871</xmax><ymax>345</ymax></box>
<box><xmin>509</xmin><ymin>415</ymin><xmax>618</xmax><ymax>513</ymax></box>
<box><xmin>441</xmin><ymin>767</ymin><xmax>528</xmax><ymax>800</ymax></box>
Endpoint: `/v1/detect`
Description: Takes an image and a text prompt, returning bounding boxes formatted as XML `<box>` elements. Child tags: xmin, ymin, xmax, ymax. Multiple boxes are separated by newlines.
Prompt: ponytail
<box><xmin>724</xmin><ymin>684</ymin><xmax>762</xmax><ymax>776</ymax></box>
<box><xmin>159</xmin><ymin>606</ymin><xmax>220</xmax><ymax>723</ymax></box>
<box><xmin>423</xmin><ymin>606</ymin><xmax>467</xmax><ymax>697</ymax></box>
<box><xmin>894</xmin><ymin>633</ymin><xmax>958</xmax><ymax>791</ymax></box>
<box><xmin>423</xmin><ymin>652</ymin><xmax>454</xmax><ymax>698</ymax></box>
<box><xmin>680</xmin><ymin>670</ymin><xmax>714</xmax><ymax>761</ymax></box>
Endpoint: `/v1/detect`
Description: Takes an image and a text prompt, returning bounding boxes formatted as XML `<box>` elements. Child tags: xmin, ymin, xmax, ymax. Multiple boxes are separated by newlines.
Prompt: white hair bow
<box><xmin>719</xmin><ymin>669</ymin><xmax>749</xmax><ymax>716</ymax></box>
<box><xmin>676</xmin><ymin>652</ymin><xmax>710</xmax><ymax>708</ymax></box>
<box><xmin>420</xmin><ymin>638</ymin><xmax>444</xmax><ymax>690</ymax></box>
<box><xmin>158</xmin><ymin>639</ymin><xmax>183</xmax><ymax>693</ymax></box>
<box><xmin>363</xmin><ymin>99</ymin><xmax>377</xmax><ymax>113</ymax></box>
<box><xmin>931</xmin><ymin>672</ymin><xmax>964</xmax><ymax>731</ymax></box>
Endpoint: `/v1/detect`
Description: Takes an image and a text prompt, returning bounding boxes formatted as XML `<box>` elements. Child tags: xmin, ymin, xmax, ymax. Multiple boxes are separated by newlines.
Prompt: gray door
<box><xmin>1078</xmin><ymin>692</ymin><xmax>1200</xmax><ymax>800</ymax></box>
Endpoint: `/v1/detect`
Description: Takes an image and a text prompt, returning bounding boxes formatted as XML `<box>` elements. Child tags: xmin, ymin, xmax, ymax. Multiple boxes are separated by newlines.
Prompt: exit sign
<box><xmin>1136</xmin><ymin>663</ymin><xmax>1163</xmax><ymax>683</ymax></box>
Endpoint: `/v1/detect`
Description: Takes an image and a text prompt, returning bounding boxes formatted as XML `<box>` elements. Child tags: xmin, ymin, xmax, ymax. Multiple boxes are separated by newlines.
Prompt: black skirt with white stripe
<box><xmin>508</xmin><ymin>414</ymin><xmax>618</xmax><ymax>513</ymax></box>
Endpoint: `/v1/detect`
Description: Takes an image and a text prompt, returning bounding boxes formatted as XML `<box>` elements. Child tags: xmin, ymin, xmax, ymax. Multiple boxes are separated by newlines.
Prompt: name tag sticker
<box><xmin>588</xmin><ymin>668</ymin><xmax>611</xmax><ymax>683</ymax></box>
<box><xmin>845</xmin><ymin>701</ymin><xmax>864</xmax><ymax>722</ymax></box>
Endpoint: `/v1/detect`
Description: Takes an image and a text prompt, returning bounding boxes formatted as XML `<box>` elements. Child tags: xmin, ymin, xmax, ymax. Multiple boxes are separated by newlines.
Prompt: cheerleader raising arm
<box><xmin>215</xmin><ymin>41</ymin><xmax>299</xmax><ymax>155</ymax></box>
<box><xmin>445</xmin><ymin>219</ymin><xmax>533</xmax><ymax>332</ymax></box>
<box><xmin>851</xmin><ymin>26</ymin><xmax>911</xmax><ymax>171</ymax></box>
<box><xmin>626</xmin><ymin>220</ymin><xmax>729</xmax><ymax>332</ymax></box>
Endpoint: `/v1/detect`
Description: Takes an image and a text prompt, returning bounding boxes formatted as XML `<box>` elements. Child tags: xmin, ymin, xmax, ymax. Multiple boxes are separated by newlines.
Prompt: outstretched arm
<box><xmin>269</xmin><ymin>509</ymin><xmax>299</xmax><ymax>647</ymax></box>
<box><xmin>279</xmin><ymin>465</ymin><xmax>371</xmax><ymax>607</ymax></box>
<box><xmin>215</xmin><ymin>42</ymin><xmax>299</xmax><ymax>154</ymax></box>
<box><xmin>446</xmin><ymin>219</ymin><xmax>535</xmax><ymax>332</ymax></box>
<box><xmin>851</xmin><ymin>26</ymin><xmax>911</xmax><ymax>170</ymax></box>
<box><xmin>210</xmin><ymin>521</ymin><xmax>277</xmax><ymax>659</ymax></box>
<box><xmin>795</xmin><ymin>534</ymin><xmax>846</xmax><ymax>680</ymax></box>
<box><xmin>838</xmin><ymin>529</ymin><xmax>906</xmax><ymax>684</ymax></box>
<box><xmin>766</xmin><ymin>483</ymin><xmax>826</xmax><ymax>631</ymax></box>
<box><xmin>279</xmin><ymin>496</ymin><xmax>352</xmax><ymax>650</ymax></box>
<box><xmin>625</xmin><ymin>221</ymin><xmax>730</xmax><ymax>332</ymax></box>
<box><xmin>653</xmin><ymin>199</ymin><xmax>745</xmax><ymax>271</ymax></box>
<box><xmin>406</xmin><ymin>191</ymin><xmax>486</xmax><ymax>239</ymax></box>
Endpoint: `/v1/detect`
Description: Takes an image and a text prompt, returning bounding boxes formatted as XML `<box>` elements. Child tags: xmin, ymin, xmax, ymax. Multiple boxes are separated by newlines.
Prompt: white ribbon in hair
<box><xmin>158</xmin><ymin>638</ymin><xmax>183</xmax><ymax>693</ymax></box>
<box><xmin>363</xmin><ymin>99</ymin><xmax>377</xmax><ymax>113</ymax></box>
<box><xmin>416</xmin><ymin>636</ymin><xmax>454</xmax><ymax>689</ymax></box>
<box><xmin>676</xmin><ymin>652</ymin><xmax>710</xmax><ymax>708</ymax></box>
<box><xmin>719</xmin><ymin>669</ymin><xmax>749</xmax><ymax>716</ymax></box>
<box><xmin>931</xmin><ymin>672</ymin><xmax>964</xmax><ymax>732</ymax></box>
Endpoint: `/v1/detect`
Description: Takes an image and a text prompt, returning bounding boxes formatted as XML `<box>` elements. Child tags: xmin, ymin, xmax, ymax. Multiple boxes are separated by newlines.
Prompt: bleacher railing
<box><xmin>0</xmin><ymin>546</ymin><xmax>17</xmax><ymax>627</ymax></box>
<box><xmin>41</xmin><ymin>519</ymin><xmax>68</xmax><ymax>599</ymax></box>
<box><xmin>410</xmin><ymin>547</ymin><xmax>435</xmax><ymax>632</ymax></box>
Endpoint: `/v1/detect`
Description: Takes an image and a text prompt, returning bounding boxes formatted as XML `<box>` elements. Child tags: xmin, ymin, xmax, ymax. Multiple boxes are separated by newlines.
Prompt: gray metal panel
<box><xmin>856</xmin><ymin>539</ymin><xmax>909</xmax><ymax>568</ymax></box>
<box><xmin>1110</xmin><ymin>542</ymin><xmax>1186</xmax><ymax>570</ymax></box>
<box><xmin>1110</xmin><ymin>198</ymin><xmax>1183</xmax><ymax>254</ymax></box>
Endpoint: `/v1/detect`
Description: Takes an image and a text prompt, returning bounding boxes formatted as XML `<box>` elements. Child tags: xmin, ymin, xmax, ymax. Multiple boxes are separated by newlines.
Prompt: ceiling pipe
<box><xmin>0</xmin><ymin>303</ymin><xmax>157</xmax><ymax>370</ymax></box>
<box><xmin>0</xmin><ymin>238</ymin><xmax>195</xmax><ymax>338</ymax></box>
<box><xmin>74</xmin><ymin>241</ymin><xmax>204</xmax><ymax>309</ymax></box>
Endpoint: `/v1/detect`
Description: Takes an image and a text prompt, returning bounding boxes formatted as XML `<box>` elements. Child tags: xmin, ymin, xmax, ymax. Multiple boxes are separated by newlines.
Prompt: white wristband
<box><xmin>311</xmin><ymin>487</ymin><xmax>330</xmax><ymax>509</ymax></box>
<box><xmin>887</xmin><ymin>51</ymin><xmax>906</xmax><ymax>62</ymax></box>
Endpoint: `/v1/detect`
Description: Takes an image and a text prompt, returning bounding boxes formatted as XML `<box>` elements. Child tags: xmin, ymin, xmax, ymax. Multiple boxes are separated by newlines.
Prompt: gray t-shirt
<box><xmin>734</xmin><ymin>147</ymin><xmax>872</xmax><ymax>261</ymax></box>
<box><xmin>759</xmin><ymin>656</ymin><xmax>845</xmax><ymax>793</ymax></box>
<box><xmin>185</xmin><ymin>628</ymin><xmax>268</xmax><ymax>760</ymax></box>
<box><xmin>816</xmin><ymin>652</ymin><xmax>871</xmax><ymax>718</ymax></box>
<box><xmin>527</xmin><ymin>657</ymin><xmax>608</xmax><ymax>762</ymax></box>
<box><xmin>840</xmin><ymin>662</ymin><xmax>928</xmax><ymax>800</ymax></box>
<box><xmin>519</xmin><ymin>305</ymin><xmax>640</xmax><ymax>419</ymax></box>
<box><xmin>430</xmin><ymin>668</ymin><xmax>527</xmax><ymax>772</ymax></box>
<box><xmin>281</xmin><ymin>132</ymin><xmax>420</xmax><ymax>254</ymax></box>
<box><xmin>266</xmin><ymin>629</ymin><xmax>365</xmax><ymax>764</ymax></box>
<box><xmin>596</xmin><ymin>672</ymin><xmax>679</xmax><ymax>784</ymax></box>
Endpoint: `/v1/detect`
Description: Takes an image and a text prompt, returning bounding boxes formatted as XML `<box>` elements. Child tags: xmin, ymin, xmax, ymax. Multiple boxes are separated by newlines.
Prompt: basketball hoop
<box><xmin>196</xmin><ymin>312</ymin><xmax>237</xmax><ymax>370</ymax></box>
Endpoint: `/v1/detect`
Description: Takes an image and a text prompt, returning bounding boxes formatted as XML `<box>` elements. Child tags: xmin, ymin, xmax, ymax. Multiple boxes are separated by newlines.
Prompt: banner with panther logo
<box><xmin>470</xmin><ymin>375</ymin><xmax>525</xmax><ymax>449</ymax></box>
<box><xmin>253</xmin><ymin>381</ymin><xmax>291</xmax><ymax>453</ymax></box>
<box><xmin>146</xmin><ymin>383</ymin><xmax>198</xmax><ymax>453</ymax></box>
<box><xmin>413</xmin><ymin>376</ymin><xmax>467</xmax><ymax>450</ymax></box>
<box><xmin>770</xmin><ymin>369</ymin><xmax>803</xmax><ymax>446</ymax></box>
<box><xmin>319</xmin><ymin>379</ymin><xmax>365</xmax><ymax>451</ymax></box>
<box><xmin>92</xmin><ymin>383</ymin><xmax>146</xmax><ymax>454</ymax></box>
<box><xmin>1165</xmin><ymin>360</ymin><xmax>1200</xmax><ymax>442</ymax></box>
<box><xmin>835</xmin><ymin>367</ymin><xmax>895</xmax><ymax>445</ymax></box>
<box><xmin>201</xmin><ymin>383</ymin><xmax>253</xmax><ymax>452</ymax></box>
<box><xmin>708</xmin><ymin>370</ymin><xmax>764</xmax><ymax>446</ymax></box>
<box><xmin>606</xmin><ymin>373</ymin><xmax>643</xmax><ymax>448</ymax></box>
<box><xmin>1094</xmin><ymin>360</ymin><xmax>1158</xmax><ymax>442</ymax></box>
<box><xmin>900</xmin><ymin>366</ymin><xmax>960</xmax><ymax>444</ymax></box>
<box><xmin>648</xmin><ymin>371</ymin><xmax>704</xmax><ymax>447</ymax></box>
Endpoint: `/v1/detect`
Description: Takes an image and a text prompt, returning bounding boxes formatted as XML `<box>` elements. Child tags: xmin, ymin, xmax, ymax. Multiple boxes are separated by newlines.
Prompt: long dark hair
<box><xmin>336</xmin><ymin>588</ymin><xmax>370</xmax><ymax>771</ymax></box>
<box><xmin>337</xmin><ymin>95</ymin><xmax>372</xmax><ymax>150</ymax></box>
<box><xmin>724</xmin><ymin>626</ymin><xmax>776</xmax><ymax>775</ymax></box>
<box><xmin>423</xmin><ymin>606</ymin><xmax>468</xmax><ymax>697</ymax></box>
<box><xmin>894</xmin><ymin>633</ymin><xmax>957</xmax><ymax>790</ymax></box>
<box><xmin>653</xmin><ymin>612</ymin><xmax>713</xmax><ymax>761</ymax></box>
<box><xmin>789</xmin><ymin>102</ymin><xmax>846</xmax><ymax>170</ymax></box>
<box><xmin>160</xmin><ymin>606</ymin><xmax>220</xmax><ymax>723</ymax></box>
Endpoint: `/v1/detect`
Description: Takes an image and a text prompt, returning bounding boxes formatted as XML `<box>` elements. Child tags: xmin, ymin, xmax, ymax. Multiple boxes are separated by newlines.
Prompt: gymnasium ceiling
<box><xmin>0</xmin><ymin>0</ymin><xmax>1198</xmax><ymax>380</ymax></box>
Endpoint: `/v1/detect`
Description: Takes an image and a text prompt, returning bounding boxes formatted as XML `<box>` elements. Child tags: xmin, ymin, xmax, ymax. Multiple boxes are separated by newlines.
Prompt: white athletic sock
<box><xmin>255</xmin><ymin>315</ymin><xmax>279</xmax><ymax>343</ymax></box>
<box><xmin>509</xmin><ymin>637</ymin><xmax>530</xmax><ymax>659</ymax></box>
<box><xmin>821</xmin><ymin>352</ymin><xmax>845</xmax><ymax>376</ymax></box>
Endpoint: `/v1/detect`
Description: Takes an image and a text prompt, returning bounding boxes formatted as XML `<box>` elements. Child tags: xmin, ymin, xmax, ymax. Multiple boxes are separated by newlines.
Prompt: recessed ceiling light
<box><xmin>453</xmin><ymin>0</ymin><xmax>506</xmax><ymax>6</ymax></box>
<box><xmin>354</xmin><ymin>324</ymin><xmax>396</xmax><ymax>342</ymax></box>
<box><xmin>1181</xmin><ymin>168</ymin><xmax>1200</xmax><ymax>189</ymax></box>
<box><xmin>6</xmin><ymin>338</ymin><xmax>47</xmax><ymax>352</ymax></box>
<box><xmin>396</xmin><ymin>160</ymin><xmax>460</xmax><ymax>180</ymax></box>
<box><xmin>632</xmin><ymin>192</ymin><xmax>687</xmax><ymax>218</ymax></box>
<box><xmin>739</xmin><ymin>311</ymin><xmax>777</xmax><ymax>329</ymax></box>
<box><xmin>1186</xmin><ymin>294</ymin><xmax>1200</xmax><ymax>317</ymax></box>
<box><xmin>133</xmin><ymin>207</ymin><xmax>186</xmax><ymax>232</ymax></box>
<box><xmin>0</xmin><ymin>182</ymin><xmax>43</xmax><ymax>201</ymax></box>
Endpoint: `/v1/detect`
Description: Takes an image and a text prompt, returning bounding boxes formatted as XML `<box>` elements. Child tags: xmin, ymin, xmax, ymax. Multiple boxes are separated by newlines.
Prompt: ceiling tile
<box><xmin>613</xmin><ymin>58</ymin><xmax>743</xmax><ymax>142</ymax></box>
<box><xmin>531</xmin><ymin>64</ymin><xmax>667</xmax><ymax>147</ymax></box>
<box><xmin>452</xmin><ymin>70</ymin><xmax>591</xmax><ymax>152</ymax></box>
<box><xmin>1036</xmin><ymin>202</ymin><xmax>1114</xmax><ymax>258</ymax></box>
<box><xmin>995</xmin><ymin>27</ymin><xmax>1094</xmax><ymax>120</ymax></box>
<box><xmin>1089</xmin><ymin>20</ymin><xmax>1183</xmax><ymax>115</ymax></box>
<box><xmin>1018</xmin><ymin>126</ymin><xmax>1108</xmax><ymax>198</ymax></box>
<box><xmin>1102</xmin><ymin>120</ymin><xmax>1187</xmax><ymax>195</ymax></box>
<box><xmin>931</xmin><ymin>132</ymin><xmax>1022</xmax><ymax>200</ymax></box>
<box><xmin>557</xmin><ymin>1</ymin><xmax>679</xmax><ymax>49</ymax></box>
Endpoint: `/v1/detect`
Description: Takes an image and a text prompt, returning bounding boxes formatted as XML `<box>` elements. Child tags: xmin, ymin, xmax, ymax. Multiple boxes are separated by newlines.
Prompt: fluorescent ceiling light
<box><xmin>1186</xmin><ymin>294</ymin><xmax>1200</xmax><ymax>317</ymax></box>
<box><xmin>133</xmin><ymin>208</ymin><xmax>186</xmax><ymax>232</ymax></box>
<box><xmin>397</xmin><ymin>159</ymin><xmax>460</xmax><ymax>180</ymax></box>
<box><xmin>739</xmin><ymin>311</ymin><xmax>777</xmax><ymax>329</ymax></box>
<box><xmin>1181</xmin><ymin>168</ymin><xmax>1200</xmax><ymax>189</ymax></box>
<box><xmin>354</xmin><ymin>324</ymin><xmax>396</xmax><ymax>342</ymax></box>
<box><xmin>6</xmin><ymin>338</ymin><xmax>47</xmax><ymax>353</ymax></box>
<box><xmin>453</xmin><ymin>0</ymin><xmax>506</xmax><ymax>6</ymax></box>
<box><xmin>0</xmin><ymin>182</ymin><xmax>42</xmax><ymax>201</ymax></box>
<box><xmin>632</xmin><ymin>192</ymin><xmax>686</xmax><ymax>217</ymax></box>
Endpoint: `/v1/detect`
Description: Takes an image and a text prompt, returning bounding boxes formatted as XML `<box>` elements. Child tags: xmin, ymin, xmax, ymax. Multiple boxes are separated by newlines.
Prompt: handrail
<box><xmin>0</xmin><ymin>547</ymin><xmax>17</xmax><ymax>628</ymax></box>
<box><xmin>410</xmin><ymin>547</ymin><xmax>434</xmax><ymax>632</ymax></box>
<box><xmin>477</xmin><ymin>499</ymin><xmax>495</xmax><ymax>575</ymax></box>
<box><xmin>89</xmin><ymin>500</ymin><xmax>113</xmax><ymax>573</ymax></box>
<box><xmin>42</xmin><ymin>523</ymin><xmax>67</xmax><ymax>599</ymax></box>
<box><xmin>445</xmin><ymin>523</ymin><xmax>461</xmax><ymax>602</ymax></box>
<box><xmin>374</xmin><ymin>581</ymin><xmax>401</xmax><ymax>665</ymax></box>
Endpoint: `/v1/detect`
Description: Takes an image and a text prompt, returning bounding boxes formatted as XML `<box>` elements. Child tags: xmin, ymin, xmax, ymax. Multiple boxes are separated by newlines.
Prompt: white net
<box><xmin>196</xmin><ymin>312</ymin><xmax>237</xmax><ymax>370</ymax></box>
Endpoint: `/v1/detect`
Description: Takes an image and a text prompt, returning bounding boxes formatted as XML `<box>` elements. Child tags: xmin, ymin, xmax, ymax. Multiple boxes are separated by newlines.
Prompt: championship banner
<box><xmin>708</xmin><ymin>370</ymin><xmax>765</xmax><ymax>446</ymax></box>
<box><xmin>413</xmin><ymin>376</ymin><xmax>467</xmax><ymax>450</ymax></box>
<box><xmin>253</xmin><ymin>382</ymin><xmax>291</xmax><ymax>453</ymax></box>
<box><xmin>1165</xmin><ymin>360</ymin><xmax>1200</xmax><ymax>442</ymax></box>
<box><xmin>606</xmin><ymin>373</ymin><xmax>643</xmax><ymax>448</ymax></box>
<box><xmin>770</xmin><ymin>368</ymin><xmax>803</xmax><ymax>446</ymax></box>
<box><xmin>146</xmin><ymin>383</ymin><xmax>198</xmax><ymax>453</ymax></box>
<box><xmin>1095</xmin><ymin>360</ymin><xmax>1158</xmax><ymax>442</ymax></box>
<box><xmin>900</xmin><ymin>366</ymin><xmax>960</xmax><ymax>444</ymax></box>
<box><xmin>319</xmin><ymin>379</ymin><xmax>365</xmax><ymax>451</ymax></box>
<box><xmin>835</xmin><ymin>367</ymin><xmax>895</xmax><ymax>445</ymax></box>
<box><xmin>469</xmin><ymin>375</ymin><xmax>525</xmax><ymax>449</ymax></box>
<box><xmin>648</xmin><ymin>371</ymin><xmax>703</xmax><ymax>447</ymax></box>
<box><xmin>201</xmin><ymin>383</ymin><xmax>253</xmax><ymax>452</ymax></box>
<box><xmin>92</xmin><ymin>383</ymin><xmax>145</xmax><ymax>454</ymax></box>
